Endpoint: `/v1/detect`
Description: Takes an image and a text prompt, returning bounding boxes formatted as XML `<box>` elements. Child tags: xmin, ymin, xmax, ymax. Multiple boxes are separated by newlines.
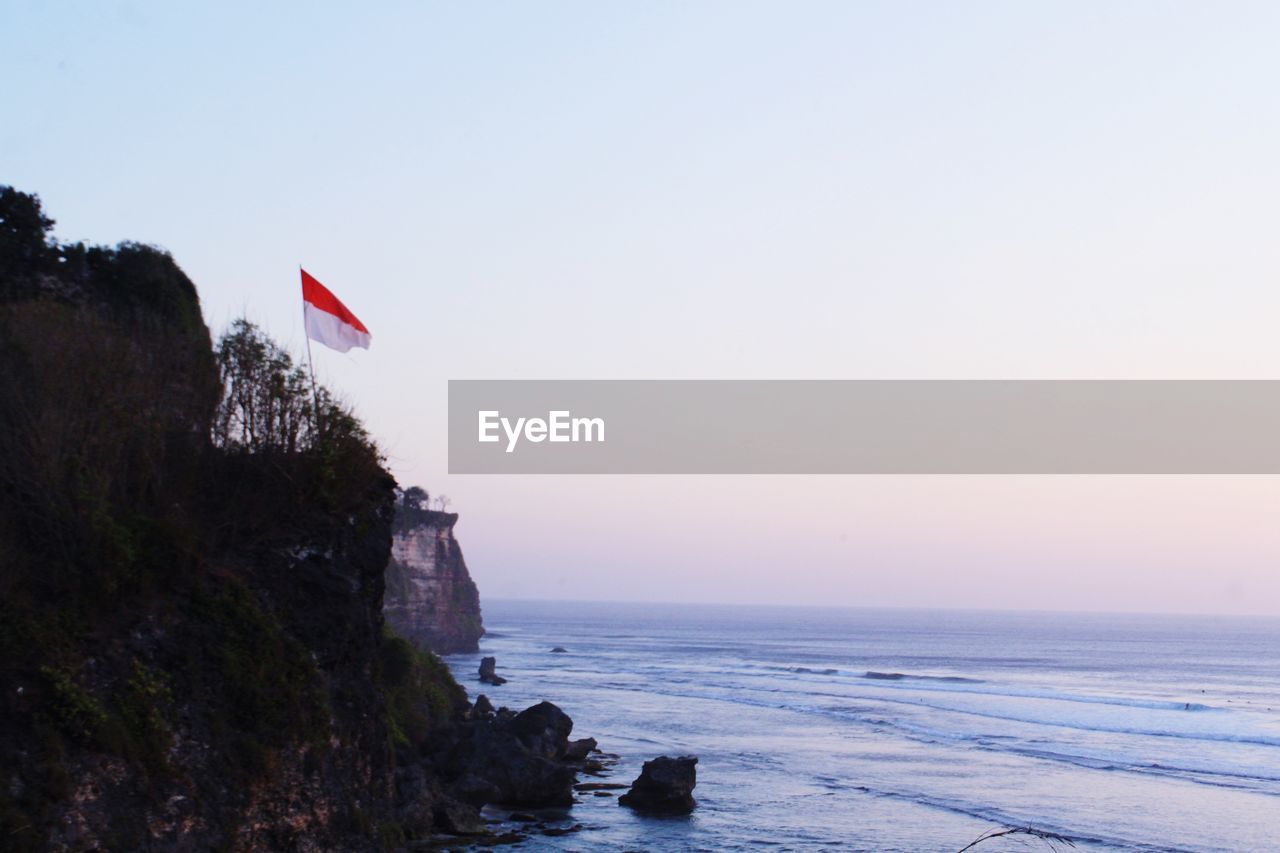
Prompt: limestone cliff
<box><xmin>385</xmin><ymin>502</ymin><xmax>485</xmax><ymax>654</ymax></box>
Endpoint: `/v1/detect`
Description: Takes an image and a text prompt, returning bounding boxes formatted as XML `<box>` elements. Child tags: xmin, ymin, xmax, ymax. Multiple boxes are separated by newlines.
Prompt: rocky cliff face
<box><xmin>0</xmin><ymin>187</ymin><xmax>462</xmax><ymax>850</ymax></box>
<box><xmin>34</xmin><ymin>478</ymin><xmax>403</xmax><ymax>852</ymax></box>
<box><xmin>0</xmin><ymin>186</ymin><xmax>585</xmax><ymax>851</ymax></box>
<box><xmin>385</xmin><ymin>507</ymin><xmax>484</xmax><ymax>655</ymax></box>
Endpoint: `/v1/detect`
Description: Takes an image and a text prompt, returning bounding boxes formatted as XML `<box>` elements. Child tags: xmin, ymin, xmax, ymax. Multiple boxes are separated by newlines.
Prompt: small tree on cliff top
<box><xmin>212</xmin><ymin>319</ymin><xmax>372</xmax><ymax>457</ymax></box>
<box><xmin>402</xmin><ymin>486</ymin><xmax>428</xmax><ymax>511</ymax></box>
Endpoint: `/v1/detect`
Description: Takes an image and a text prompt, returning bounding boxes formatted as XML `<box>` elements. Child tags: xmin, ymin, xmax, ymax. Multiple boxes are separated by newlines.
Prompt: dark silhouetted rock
<box><xmin>472</xmin><ymin>694</ymin><xmax>495</xmax><ymax>717</ymax></box>
<box><xmin>619</xmin><ymin>755</ymin><xmax>698</xmax><ymax>813</ymax></box>
<box><xmin>433</xmin><ymin>799</ymin><xmax>487</xmax><ymax>835</ymax></box>
<box><xmin>511</xmin><ymin>701</ymin><xmax>574</xmax><ymax>760</ymax></box>
<box><xmin>479</xmin><ymin>656</ymin><xmax>508</xmax><ymax>685</ymax></box>
<box><xmin>563</xmin><ymin>737</ymin><xmax>597</xmax><ymax>762</ymax></box>
<box><xmin>446</xmin><ymin>701</ymin><xmax>579</xmax><ymax>807</ymax></box>
<box><xmin>550</xmin><ymin>646</ymin><xmax>568</xmax><ymax>653</ymax></box>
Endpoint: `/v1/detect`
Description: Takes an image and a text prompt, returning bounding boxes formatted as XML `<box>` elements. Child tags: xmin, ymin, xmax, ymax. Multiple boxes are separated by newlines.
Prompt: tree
<box><xmin>402</xmin><ymin>486</ymin><xmax>428</xmax><ymax>511</ymax></box>
<box><xmin>434</xmin><ymin>494</ymin><xmax>451</xmax><ymax>512</ymax></box>
<box><xmin>212</xmin><ymin>319</ymin><xmax>317</xmax><ymax>454</ymax></box>
<box><xmin>0</xmin><ymin>186</ymin><xmax>58</xmax><ymax>288</ymax></box>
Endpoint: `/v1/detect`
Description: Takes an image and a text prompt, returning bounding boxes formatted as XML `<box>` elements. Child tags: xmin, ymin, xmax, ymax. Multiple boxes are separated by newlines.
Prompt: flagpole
<box><xmin>300</xmin><ymin>266</ymin><xmax>322</xmax><ymax>431</ymax></box>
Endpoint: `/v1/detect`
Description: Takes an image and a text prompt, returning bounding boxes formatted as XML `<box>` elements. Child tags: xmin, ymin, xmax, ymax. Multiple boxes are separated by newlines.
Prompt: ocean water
<box><xmin>443</xmin><ymin>601</ymin><xmax>1280</xmax><ymax>852</ymax></box>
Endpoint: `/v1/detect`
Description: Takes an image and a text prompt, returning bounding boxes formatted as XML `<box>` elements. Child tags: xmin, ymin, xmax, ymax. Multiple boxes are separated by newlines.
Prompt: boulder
<box><xmin>550</xmin><ymin>646</ymin><xmax>568</xmax><ymax>653</ymax></box>
<box><xmin>618</xmin><ymin>755</ymin><xmax>698</xmax><ymax>814</ymax></box>
<box><xmin>432</xmin><ymin>800</ymin><xmax>487</xmax><ymax>835</ymax></box>
<box><xmin>447</xmin><ymin>701</ymin><xmax>580</xmax><ymax>808</ymax></box>
<box><xmin>563</xmin><ymin>737</ymin><xmax>597</xmax><ymax>762</ymax></box>
<box><xmin>479</xmin><ymin>656</ymin><xmax>507</xmax><ymax>685</ymax></box>
<box><xmin>472</xmin><ymin>694</ymin><xmax>495</xmax><ymax>717</ymax></box>
<box><xmin>511</xmin><ymin>701</ymin><xmax>574</xmax><ymax>759</ymax></box>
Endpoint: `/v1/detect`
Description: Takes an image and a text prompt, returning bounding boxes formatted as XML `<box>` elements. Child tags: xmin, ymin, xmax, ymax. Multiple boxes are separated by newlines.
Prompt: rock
<box><xmin>479</xmin><ymin>656</ymin><xmax>508</xmax><ymax>686</ymax></box>
<box><xmin>618</xmin><ymin>755</ymin><xmax>698</xmax><ymax>814</ymax></box>
<box><xmin>508</xmin><ymin>812</ymin><xmax>538</xmax><ymax>823</ymax></box>
<box><xmin>574</xmin><ymin>782</ymin><xmax>628</xmax><ymax>791</ymax></box>
<box><xmin>541</xmin><ymin>823</ymin><xmax>582</xmax><ymax>837</ymax></box>
<box><xmin>511</xmin><ymin>702</ymin><xmax>574</xmax><ymax>760</ymax></box>
<box><xmin>472</xmin><ymin>694</ymin><xmax>495</xmax><ymax>717</ymax></box>
<box><xmin>446</xmin><ymin>701</ymin><xmax>580</xmax><ymax>807</ymax></box>
<box><xmin>384</xmin><ymin>505</ymin><xmax>484</xmax><ymax>654</ymax></box>
<box><xmin>563</xmin><ymin>737</ymin><xmax>597</xmax><ymax>762</ymax></box>
<box><xmin>394</xmin><ymin>764</ymin><xmax>438</xmax><ymax>837</ymax></box>
<box><xmin>433</xmin><ymin>800</ymin><xmax>487</xmax><ymax>835</ymax></box>
<box><xmin>550</xmin><ymin>646</ymin><xmax>568</xmax><ymax>653</ymax></box>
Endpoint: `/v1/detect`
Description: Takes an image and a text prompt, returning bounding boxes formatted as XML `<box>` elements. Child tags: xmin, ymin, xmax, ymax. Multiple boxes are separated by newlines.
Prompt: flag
<box><xmin>301</xmin><ymin>269</ymin><xmax>371</xmax><ymax>353</ymax></box>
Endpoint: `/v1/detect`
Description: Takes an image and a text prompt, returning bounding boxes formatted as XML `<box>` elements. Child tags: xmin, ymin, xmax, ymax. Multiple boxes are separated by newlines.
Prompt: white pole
<box><xmin>300</xmin><ymin>266</ymin><xmax>322</xmax><ymax>431</ymax></box>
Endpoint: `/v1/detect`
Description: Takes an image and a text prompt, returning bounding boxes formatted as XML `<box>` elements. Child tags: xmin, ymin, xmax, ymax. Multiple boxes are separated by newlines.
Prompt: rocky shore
<box><xmin>394</xmin><ymin>695</ymin><xmax>615</xmax><ymax>843</ymax></box>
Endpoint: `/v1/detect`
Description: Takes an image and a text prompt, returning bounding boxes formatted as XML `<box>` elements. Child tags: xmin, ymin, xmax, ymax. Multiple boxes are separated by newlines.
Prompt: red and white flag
<box><xmin>301</xmin><ymin>269</ymin><xmax>371</xmax><ymax>353</ymax></box>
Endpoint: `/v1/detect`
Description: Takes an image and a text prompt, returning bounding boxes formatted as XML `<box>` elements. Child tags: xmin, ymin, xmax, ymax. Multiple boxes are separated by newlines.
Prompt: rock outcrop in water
<box><xmin>385</xmin><ymin>493</ymin><xmax>484</xmax><ymax>654</ymax></box>
<box><xmin>442</xmin><ymin>700</ymin><xmax>600</xmax><ymax>808</ymax></box>
<box><xmin>619</xmin><ymin>755</ymin><xmax>699</xmax><ymax>813</ymax></box>
<box><xmin>479</xmin><ymin>656</ymin><xmax>508</xmax><ymax>685</ymax></box>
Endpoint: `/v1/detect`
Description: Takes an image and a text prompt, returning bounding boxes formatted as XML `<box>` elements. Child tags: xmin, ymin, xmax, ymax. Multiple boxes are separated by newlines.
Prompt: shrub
<box><xmin>379</xmin><ymin>628</ymin><xmax>465</xmax><ymax>754</ymax></box>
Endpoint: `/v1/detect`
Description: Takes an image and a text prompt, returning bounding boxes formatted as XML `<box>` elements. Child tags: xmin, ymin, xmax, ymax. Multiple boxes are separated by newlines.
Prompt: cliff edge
<box><xmin>385</xmin><ymin>497</ymin><xmax>485</xmax><ymax>655</ymax></box>
<box><xmin>0</xmin><ymin>187</ymin><xmax>463</xmax><ymax>850</ymax></box>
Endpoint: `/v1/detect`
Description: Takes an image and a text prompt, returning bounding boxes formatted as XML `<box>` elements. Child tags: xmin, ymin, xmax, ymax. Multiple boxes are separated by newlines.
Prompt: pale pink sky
<box><xmin>7</xmin><ymin>2</ymin><xmax>1280</xmax><ymax>613</ymax></box>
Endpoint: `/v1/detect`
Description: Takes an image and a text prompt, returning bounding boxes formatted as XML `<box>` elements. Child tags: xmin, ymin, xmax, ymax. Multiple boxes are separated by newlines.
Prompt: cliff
<box><xmin>0</xmin><ymin>187</ymin><xmax>464</xmax><ymax>850</ymax></box>
<box><xmin>385</xmin><ymin>503</ymin><xmax>485</xmax><ymax>655</ymax></box>
<box><xmin>0</xmin><ymin>186</ymin><xmax>591</xmax><ymax>851</ymax></box>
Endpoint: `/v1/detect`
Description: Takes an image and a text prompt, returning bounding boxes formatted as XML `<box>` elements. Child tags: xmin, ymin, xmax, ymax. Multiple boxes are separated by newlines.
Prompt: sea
<box><xmin>443</xmin><ymin>601</ymin><xmax>1280</xmax><ymax>852</ymax></box>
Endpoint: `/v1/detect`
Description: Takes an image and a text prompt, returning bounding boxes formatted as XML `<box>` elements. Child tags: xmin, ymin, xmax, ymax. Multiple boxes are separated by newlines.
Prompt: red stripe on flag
<box><xmin>301</xmin><ymin>269</ymin><xmax>369</xmax><ymax>333</ymax></box>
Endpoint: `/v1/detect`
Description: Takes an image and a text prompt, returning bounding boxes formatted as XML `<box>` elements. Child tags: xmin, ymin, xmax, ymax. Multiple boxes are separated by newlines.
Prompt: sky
<box><xmin>5</xmin><ymin>1</ymin><xmax>1280</xmax><ymax>614</ymax></box>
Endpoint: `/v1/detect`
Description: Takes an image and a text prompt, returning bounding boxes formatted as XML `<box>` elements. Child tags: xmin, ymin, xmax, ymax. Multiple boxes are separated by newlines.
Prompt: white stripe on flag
<box><xmin>304</xmin><ymin>302</ymin><xmax>371</xmax><ymax>353</ymax></box>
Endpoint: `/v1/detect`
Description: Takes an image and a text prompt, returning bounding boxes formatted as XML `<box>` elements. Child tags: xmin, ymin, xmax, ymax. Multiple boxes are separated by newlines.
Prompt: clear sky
<box><xmin>6</xmin><ymin>1</ymin><xmax>1280</xmax><ymax>614</ymax></box>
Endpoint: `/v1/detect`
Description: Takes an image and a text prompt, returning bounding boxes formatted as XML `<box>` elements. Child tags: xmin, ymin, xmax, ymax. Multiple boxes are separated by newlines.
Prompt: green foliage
<box><xmin>402</xmin><ymin>486</ymin><xmax>428</xmax><ymax>510</ymax></box>
<box><xmin>118</xmin><ymin>661</ymin><xmax>174</xmax><ymax>772</ymax></box>
<box><xmin>379</xmin><ymin>628</ymin><xmax>464</xmax><ymax>754</ymax></box>
<box><xmin>180</xmin><ymin>579</ymin><xmax>331</xmax><ymax>780</ymax></box>
<box><xmin>0</xmin><ymin>187</ymin><xmax>404</xmax><ymax>847</ymax></box>
<box><xmin>211</xmin><ymin>319</ymin><xmax>384</xmax><ymax>518</ymax></box>
<box><xmin>39</xmin><ymin>666</ymin><xmax>108</xmax><ymax>743</ymax></box>
<box><xmin>392</xmin><ymin>485</ymin><xmax>450</xmax><ymax>534</ymax></box>
<box><xmin>212</xmin><ymin>318</ymin><xmax>317</xmax><ymax>454</ymax></box>
<box><xmin>0</xmin><ymin>189</ymin><xmax>215</xmax><ymax>602</ymax></box>
<box><xmin>212</xmin><ymin>318</ymin><xmax>377</xmax><ymax>459</ymax></box>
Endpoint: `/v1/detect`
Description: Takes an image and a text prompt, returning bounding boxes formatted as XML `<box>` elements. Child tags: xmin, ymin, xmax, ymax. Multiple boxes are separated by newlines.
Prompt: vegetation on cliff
<box><xmin>0</xmin><ymin>187</ymin><xmax>465</xmax><ymax>850</ymax></box>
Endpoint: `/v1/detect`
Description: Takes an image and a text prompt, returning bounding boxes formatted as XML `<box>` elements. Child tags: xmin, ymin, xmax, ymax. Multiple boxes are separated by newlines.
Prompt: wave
<box><xmin>851</xmin><ymin>692</ymin><xmax>1280</xmax><ymax>749</ymax></box>
<box><xmin>554</xmin><ymin>661</ymin><xmax>1278</xmax><ymax>750</ymax></box>
<box><xmin>809</xmin><ymin>778</ymin><xmax>1200</xmax><ymax>853</ymax></box>
<box><xmin>864</xmin><ymin>671</ymin><xmax>984</xmax><ymax>683</ymax></box>
<box><xmin>546</xmin><ymin>673</ymin><xmax>1280</xmax><ymax>792</ymax></box>
<box><xmin>731</xmin><ymin>663</ymin><xmax>1229</xmax><ymax>715</ymax></box>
